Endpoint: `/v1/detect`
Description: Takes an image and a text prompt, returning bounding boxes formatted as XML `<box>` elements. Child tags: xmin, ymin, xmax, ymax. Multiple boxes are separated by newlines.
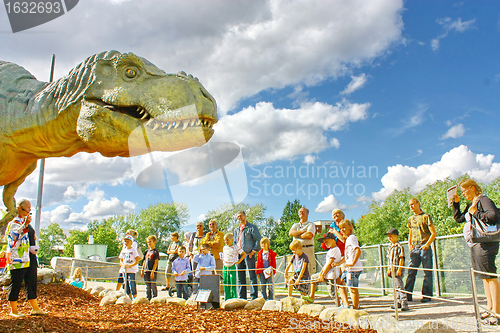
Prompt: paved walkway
<box><xmin>86</xmin><ymin>281</ymin><xmax>496</xmax><ymax>332</ymax></box>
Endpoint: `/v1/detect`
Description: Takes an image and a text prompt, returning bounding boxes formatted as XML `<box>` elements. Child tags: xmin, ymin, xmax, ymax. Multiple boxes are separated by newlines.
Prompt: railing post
<box><xmin>432</xmin><ymin>241</ymin><xmax>441</xmax><ymax>297</ymax></box>
<box><xmin>391</xmin><ymin>263</ymin><xmax>399</xmax><ymax>321</ymax></box>
<box><xmin>378</xmin><ymin>244</ymin><xmax>386</xmax><ymax>296</ymax></box>
<box><xmin>469</xmin><ymin>268</ymin><xmax>482</xmax><ymax>333</ymax></box>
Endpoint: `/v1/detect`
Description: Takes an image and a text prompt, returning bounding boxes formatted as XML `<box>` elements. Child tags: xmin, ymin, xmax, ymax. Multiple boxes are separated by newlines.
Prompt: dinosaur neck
<box><xmin>13</xmin><ymin>105</ymin><xmax>94</xmax><ymax>160</ymax></box>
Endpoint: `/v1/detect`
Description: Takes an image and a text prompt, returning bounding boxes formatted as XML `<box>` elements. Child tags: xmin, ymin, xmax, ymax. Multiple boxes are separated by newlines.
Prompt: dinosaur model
<box><xmin>0</xmin><ymin>50</ymin><xmax>218</xmax><ymax>227</ymax></box>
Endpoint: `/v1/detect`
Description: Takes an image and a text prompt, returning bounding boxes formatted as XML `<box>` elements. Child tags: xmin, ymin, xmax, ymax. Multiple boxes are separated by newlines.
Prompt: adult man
<box><xmin>289</xmin><ymin>207</ymin><xmax>316</xmax><ymax>275</ymax></box>
<box><xmin>404</xmin><ymin>198</ymin><xmax>437</xmax><ymax>303</ymax></box>
<box><xmin>233</xmin><ymin>211</ymin><xmax>261</xmax><ymax>300</ymax></box>
<box><xmin>203</xmin><ymin>219</ymin><xmax>224</xmax><ymax>275</ymax></box>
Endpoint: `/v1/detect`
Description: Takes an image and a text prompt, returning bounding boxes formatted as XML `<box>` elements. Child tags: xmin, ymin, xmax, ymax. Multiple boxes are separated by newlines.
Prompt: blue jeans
<box><xmin>120</xmin><ymin>273</ymin><xmax>137</xmax><ymax>296</ymax></box>
<box><xmin>237</xmin><ymin>253</ymin><xmax>258</xmax><ymax>299</ymax></box>
<box><xmin>176</xmin><ymin>280</ymin><xmax>189</xmax><ymax>300</ymax></box>
<box><xmin>259</xmin><ymin>273</ymin><xmax>273</xmax><ymax>300</ymax></box>
<box><xmin>405</xmin><ymin>245</ymin><xmax>433</xmax><ymax>299</ymax></box>
<box><xmin>144</xmin><ymin>271</ymin><xmax>157</xmax><ymax>300</ymax></box>
<box><xmin>341</xmin><ymin>271</ymin><xmax>361</xmax><ymax>287</ymax></box>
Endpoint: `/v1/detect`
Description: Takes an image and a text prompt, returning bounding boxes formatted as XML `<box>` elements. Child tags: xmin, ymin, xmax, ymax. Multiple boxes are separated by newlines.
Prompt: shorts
<box><xmin>166</xmin><ymin>261</ymin><xmax>173</xmax><ymax>274</ymax></box>
<box><xmin>471</xmin><ymin>242</ymin><xmax>499</xmax><ymax>280</ymax></box>
<box><xmin>291</xmin><ymin>272</ymin><xmax>310</xmax><ymax>295</ymax></box>
<box><xmin>341</xmin><ymin>271</ymin><xmax>361</xmax><ymax>288</ymax></box>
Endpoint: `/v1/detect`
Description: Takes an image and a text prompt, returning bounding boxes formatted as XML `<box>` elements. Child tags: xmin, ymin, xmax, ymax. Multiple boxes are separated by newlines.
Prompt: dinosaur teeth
<box><xmin>196</xmin><ymin>119</ymin><xmax>201</xmax><ymax>126</ymax></box>
<box><xmin>182</xmin><ymin>120</ymin><xmax>189</xmax><ymax>130</ymax></box>
<box><xmin>174</xmin><ymin>121</ymin><xmax>180</xmax><ymax>129</ymax></box>
<box><xmin>167</xmin><ymin>122</ymin><xmax>173</xmax><ymax>130</ymax></box>
<box><xmin>153</xmin><ymin>123</ymin><xmax>160</xmax><ymax>130</ymax></box>
<box><xmin>190</xmin><ymin>119</ymin><xmax>196</xmax><ymax>127</ymax></box>
<box><xmin>139</xmin><ymin>108</ymin><xmax>145</xmax><ymax>115</ymax></box>
<box><xmin>146</xmin><ymin>119</ymin><xmax>154</xmax><ymax>126</ymax></box>
<box><xmin>141</xmin><ymin>113</ymin><xmax>148</xmax><ymax>120</ymax></box>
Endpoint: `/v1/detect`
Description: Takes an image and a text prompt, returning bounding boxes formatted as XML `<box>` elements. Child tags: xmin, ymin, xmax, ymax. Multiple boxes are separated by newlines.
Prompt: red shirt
<box><xmin>0</xmin><ymin>257</ymin><xmax>6</xmax><ymax>268</ymax></box>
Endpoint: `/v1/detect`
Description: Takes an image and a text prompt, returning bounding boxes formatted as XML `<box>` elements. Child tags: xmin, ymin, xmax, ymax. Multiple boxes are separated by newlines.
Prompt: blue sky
<box><xmin>1</xmin><ymin>0</ymin><xmax>500</xmax><ymax>233</ymax></box>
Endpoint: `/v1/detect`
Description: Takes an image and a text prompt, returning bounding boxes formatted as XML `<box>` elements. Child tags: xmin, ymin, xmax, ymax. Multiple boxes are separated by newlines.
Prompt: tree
<box><xmin>63</xmin><ymin>229</ymin><xmax>89</xmax><ymax>258</ymax></box>
<box><xmin>87</xmin><ymin>218</ymin><xmax>121</xmax><ymax>257</ymax></box>
<box><xmin>39</xmin><ymin>223</ymin><xmax>66</xmax><ymax>263</ymax></box>
<box><xmin>272</xmin><ymin>199</ymin><xmax>302</xmax><ymax>256</ymax></box>
<box><xmin>204</xmin><ymin>202</ymin><xmax>266</xmax><ymax>234</ymax></box>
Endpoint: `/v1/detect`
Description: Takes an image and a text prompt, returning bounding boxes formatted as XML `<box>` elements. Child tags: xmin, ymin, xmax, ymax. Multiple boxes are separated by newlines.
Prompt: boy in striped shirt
<box><xmin>386</xmin><ymin>228</ymin><xmax>409</xmax><ymax>311</ymax></box>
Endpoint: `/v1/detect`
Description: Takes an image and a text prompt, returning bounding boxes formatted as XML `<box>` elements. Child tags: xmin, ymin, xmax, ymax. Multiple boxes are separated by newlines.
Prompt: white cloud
<box><xmin>431</xmin><ymin>17</ymin><xmax>476</xmax><ymax>51</ymax></box>
<box><xmin>441</xmin><ymin>124</ymin><xmax>465</xmax><ymax>139</ymax></box>
<box><xmin>197</xmin><ymin>214</ymin><xmax>206</xmax><ymax>221</ymax></box>
<box><xmin>372</xmin><ymin>145</ymin><xmax>500</xmax><ymax>201</ymax></box>
<box><xmin>213</xmin><ymin>100</ymin><xmax>369</xmax><ymax>165</ymax></box>
<box><xmin>0</xmin><ymin>0</ymin><xmax>403</xmax><ymax>114</ymax></box>
<box><xmin>393</xmin><ymin>103</ymin><xmax>428</xmax><ymax>136</ymax></box>
<box><xmin>304</xmin><ymin>155</ymin><xmax>316</xmax><ymax>164</ymax></box>
<box><xmin>340</xmin><ymin>74</ymin><xmax>368</xmax><ymax>95</ymax></box>
<box><xmin>41</xmin><ymin>194</ymin><xmax>136</xmax><ymax>228</ymax></box>
<box><xmin>315</xmin><ymin>195</ymin><xmax>347</xmax><ymax>213</ymax></box>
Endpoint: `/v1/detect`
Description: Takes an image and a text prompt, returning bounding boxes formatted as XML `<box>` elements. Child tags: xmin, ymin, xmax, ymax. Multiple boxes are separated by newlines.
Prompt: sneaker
<box><xmin>420</xmin><ymin>298</ymin><xmax>431</xmax><ymax>303</ymax></box>
<box><xmin>30</xmin><ymin>309</ymin><xmax>47</xmax><ymax>316</ymax></box>
<box><xmin>9</xmin><ymin>313</ymin><xmax>25</xmax><ymax>318</ymax></box>
<box><xmin>390</xmin><ymin>303</ymin><xmax>402</xmax><ymax>309</ymax></box>
<box><xmin>401</xmin><ymin>306</ymin><xmax>410</xmax><ymax>312</ymax></box>
<box><xmin>301</xmin><ymin>296</ymin><xmax>313</xmax><ymax>303</ymax></box>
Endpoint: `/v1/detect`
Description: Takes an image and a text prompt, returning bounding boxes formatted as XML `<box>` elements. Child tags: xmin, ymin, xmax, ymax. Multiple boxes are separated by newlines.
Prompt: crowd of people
<box><xmin>3</xmin><ymin>178</ymin><xmax>499</xmax><ymax>325</ymax></box>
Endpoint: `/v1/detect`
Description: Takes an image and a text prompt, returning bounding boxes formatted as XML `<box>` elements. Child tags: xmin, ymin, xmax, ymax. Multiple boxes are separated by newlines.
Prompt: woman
<box><xmin>451</xmin><ymin>179</ymin><xmax>500</xmax><ymax>325</ymax></box>
<box><xmin>6</xmin><ymin>199</ymin><xmax>45</xmax><ymax>317</ymax></box>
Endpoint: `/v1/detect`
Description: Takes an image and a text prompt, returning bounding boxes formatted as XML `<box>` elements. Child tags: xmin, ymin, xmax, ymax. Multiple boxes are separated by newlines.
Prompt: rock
<box><xmin>37</xmin><ymin>268</ymin><xmax>65</xmax><ymax>284</ymax></box>
<box><xmin>412</xmin><ymin>320</ymin><xmax>457</xmax><ymax>333</ymax></box>
<box><xmin>244</xmin><ymin>297</ymin><xmax>266</xmax><ymax>311</ymax></box>
<box><xmin>221</xmin><ymin>298</ymin><xmax>248</xmax><ymax>310</ymax></box>
<box><xmin>0</xmin><ymin>273</ymin><xmax>11</xmax><ymax>287</ymax></box>
<box><xmin>84</xmin><ymin>287</ymin><xmax>93</xmax><ymax>293</ymax></box>
<box><xmin>90</xmin><ymin>286</ymin><xmax>105</xmax><ymax>296</ymax></box>
<box><xmin>132</xmin><ymin>297</ymin><xmax>150</xmax><ymax>304</ymax></box>
<box><xmin>185</xmin><ymin>295</ymin><xmax>197</xmax><ymax>307</ymax></box>
<box><xmin>336</xmin><ymin>309</ymin><xmax>370</xmax><ymax>326</ymax></box>
<box><xmin>115</xmin><ymin>296</ymin><xmax>132</xmax><ymax>304</ymax></box>
<box><xmin>150</xmin><ymin>297</ymin><xmax>168</xmax><ymax>304</ymax></box>
<box><xmin>297</xmin><ymin>304</ymin><xmax>325</xmax><ymax>317</ymax></box>
<box><xmin>99</xmin><ymin>289</ymin><xmax>115</xmax><ymax>297</ymax></box>
<box><xmin>318</xmin><ymin>306</ymin><xmax>343</xmax><ymax>320</ymax></box>
<box><xmin>281</xmin><ymin>297</ymin><xmax>308</xmax><ymax>313</ymax></box>
<box><xmin>108</xmin><ymin>291</ymin><xmax>125</xmax><ymax>299</ymax></box>
<box><xmin>166</xmin><ymin>297</ymin><xmax>186</xmax><ymax>306</ymax></box>
<box><xmin>358</xmin><ymin>314</ymin><xmax>382</xmax><ymax>329</ymax></box>
<box><xmin>262</xmin><ymin>300</ymin><xmax>282</xmax><ymax>312</ymax></box>
<box><xmin>99</xmin><ymin>295</ymin><xmax>117</xmax><ymax>306</ymax></box>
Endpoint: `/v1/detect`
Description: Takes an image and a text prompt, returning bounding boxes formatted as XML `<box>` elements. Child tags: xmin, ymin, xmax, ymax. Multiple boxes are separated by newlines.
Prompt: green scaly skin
<box><xmin>0</xmin><ymin>51</ymin><xmax>218</xmax><ymax>227</ymax></box>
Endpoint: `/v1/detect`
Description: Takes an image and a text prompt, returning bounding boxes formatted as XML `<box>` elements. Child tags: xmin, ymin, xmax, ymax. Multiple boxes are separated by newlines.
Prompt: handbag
<box><xmin>470</xmin><ymin>214</ymin><xmax>500</xmax><ymax>243</ymax></box>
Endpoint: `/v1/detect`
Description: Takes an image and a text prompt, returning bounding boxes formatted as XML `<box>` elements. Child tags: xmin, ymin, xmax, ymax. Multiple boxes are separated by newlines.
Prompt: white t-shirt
<box><xmin>325</xmin><ymin>247</ymin><xmax>342</xmax><ymax>280</ymax></box>
<box><xmin>221</xmin><ymin>244</ymin><xmax>243</xmax><ymax>267</ymax></box>
<box><xmin>119</xmin><ymin>247</ymin><xmax>140</xmax><ymax>273</ymax></box>
<box><xmin>344</xmin><ymin>235</ymin><xmax>363</xmax><ymax>272</ymax></box>
<box><xmin>290</xmin><ymin>221</ymin><xmax>316</xmax><ymax>246</ymax></box>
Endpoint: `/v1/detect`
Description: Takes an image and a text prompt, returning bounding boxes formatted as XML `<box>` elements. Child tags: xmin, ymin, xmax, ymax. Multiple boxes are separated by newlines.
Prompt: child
<box><xmin>337</xmin><ymin>219</ymin><xmax>363</xmax><ymax>309</ymax></box>
<box><xmin>220</xmin><ymin>233</ymin><xmax>246</xmax><ymax>301</ymax></box>
<box><xmin>164</xmin><ymin>232</ymin><xmax>182</xmax><ymax>291</ymax></box>
<box><xmin>141</xmin><ymin>235</ymin><xmax>159</xmax><ymax>301</ymax></box>
<box><xmin>256</xmin><ymin>237</ymin><xmax>276</xmax><ymax>300</ymax></box>
<box><xmin>69</xmin><ymin>267</ymin><xmax>85</xmax><ymax>289</ymax></box>
<box><xmin>386</xmin><ymin>228</ymin><xmax>409</xmax><ymax>311</ymax></box>
<box><xmin>307</xmin><ymin>233</ymin><xmax>348</xmax><ymax>305</ymax></box>
<box><xmin>172</xmin><ymin>246</ymin><xmax>192</xmax><ymax>300</ymax></box>
<box><xmin>0</xmin><ymin>251</ymin><xmax>7</xmax><ymax>274</ymax></box>
<box><xmin>284</xmin><ymin>240</ymin><xmax>310</xmax><ymax>298</ymax></box>
<box><xmin>116</xmin><ymin>229</ymin><xmax>142</xmax><ymax>291</ymax></box>
<box><xmin>119</xmin><ymin>235</ymin><xmax>140</xmax><ymax>299</ymax></box>
<box><xmin>193</xmin><ymin>243</ymin><xmax>216</xmax><ymax>293</ymax></box>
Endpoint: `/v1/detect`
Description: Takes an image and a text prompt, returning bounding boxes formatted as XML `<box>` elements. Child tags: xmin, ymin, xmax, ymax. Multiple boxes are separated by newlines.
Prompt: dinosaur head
<box><xmin>65</xmin><ymin>51</ymin><xmax>218</xmax><ymax>157</ymax></box>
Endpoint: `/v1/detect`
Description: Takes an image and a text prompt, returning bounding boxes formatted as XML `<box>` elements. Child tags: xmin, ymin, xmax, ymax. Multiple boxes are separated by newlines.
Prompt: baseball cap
<box><xmin>318</xmin><ymin>233</ymin><xmax>336</xmax><ymax>243</ymax></box>
<box><xmin>123</xmin><ymin>235</ymin><xmax>134</xmax><ymax>242</ymax></box>
<box><xmin>385</xmin><ymin>228</ymin><xmax>399</xmax><ymax>236</ymax></box>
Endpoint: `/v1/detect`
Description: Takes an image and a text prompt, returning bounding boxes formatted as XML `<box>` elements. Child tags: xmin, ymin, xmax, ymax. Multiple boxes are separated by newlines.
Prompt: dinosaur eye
<box><xmin>125</xmin><ymin>68</ymin><xmax>137</xmax><ymax>78</ymax></box>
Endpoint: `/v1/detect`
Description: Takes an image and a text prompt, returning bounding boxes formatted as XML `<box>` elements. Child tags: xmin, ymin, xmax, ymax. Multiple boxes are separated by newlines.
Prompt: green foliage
<box><xmin>112</xmin><ymin>203</ymin><xmax>189</xmax><ymax>253</ymax></box>
<box><xmin>63</xmin><ymin>229</ymin><xmax>89</xmax><ymax>258</ymax></box>
<box><xmin>204</xmin><ymin>202</ymin><xmax>267</xmax><ymax>234</ymax></box>
<box><xmin>39</xmin><ymin>223</ymin><xmax>66</xmax><ymax>263</ymax></box>
<box><xmin>87</xmin><ymin>218</ymin><xmax>121</xmax><ymax>257</ymax></box>
<box><xmin>272</xmin><ymin>199</ymin><xmax>302</xmax><ymax>256</ymax></box>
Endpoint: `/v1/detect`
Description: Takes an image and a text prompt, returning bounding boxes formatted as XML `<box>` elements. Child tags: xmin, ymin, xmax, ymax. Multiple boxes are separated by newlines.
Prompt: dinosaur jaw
<box><xmin>77</xmin><ymin>99</ymin><xmax>217</xmax><ymax>157</ymax></box>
